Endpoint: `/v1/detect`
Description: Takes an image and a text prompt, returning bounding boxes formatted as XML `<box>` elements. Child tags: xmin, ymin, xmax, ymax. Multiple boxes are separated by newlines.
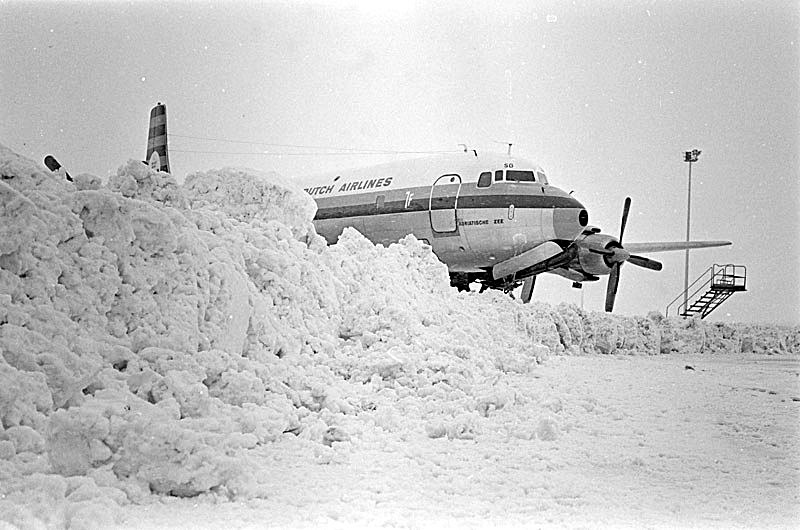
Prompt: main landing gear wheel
<box><xmin>449</xmin><ymin>272</ymin><xmax>471</xmax><ymax>292</ymax></box>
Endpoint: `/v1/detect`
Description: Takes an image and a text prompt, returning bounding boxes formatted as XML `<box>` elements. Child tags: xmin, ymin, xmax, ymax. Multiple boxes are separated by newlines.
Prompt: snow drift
<box><xmin>0</xmin><ymin>144</ymin><xmax>797</xmax><ymax>528</ymax></box>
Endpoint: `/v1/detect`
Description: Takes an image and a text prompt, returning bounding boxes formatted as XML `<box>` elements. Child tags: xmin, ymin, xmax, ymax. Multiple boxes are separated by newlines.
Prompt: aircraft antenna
<box><xmin>472</xmin><ymin>150</ymin><xmax>478</xmax><ymax>157</ymax></box>
<box><xmin>507</xmin><ymin>143</ymin><xmax>513</xmax><ymax>156</ymax></box>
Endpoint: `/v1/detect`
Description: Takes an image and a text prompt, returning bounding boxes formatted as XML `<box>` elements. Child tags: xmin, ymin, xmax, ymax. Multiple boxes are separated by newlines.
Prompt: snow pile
<box><xmin>1</xmin><ymin>144</ymin><xmax>797</xmax><ymax>528</ymax></box>
<box><xmin>181</xmin><ymin>167</ymin><xmax>317</xmax><ymax>239</ymax></box>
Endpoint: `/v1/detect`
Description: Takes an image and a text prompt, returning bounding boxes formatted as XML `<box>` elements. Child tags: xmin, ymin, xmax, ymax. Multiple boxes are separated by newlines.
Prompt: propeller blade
<box><xmin>619</xmin><ymin>197</ymin><xmax>631</xmax><ymax>243</ymax></box>
<box><xmin>628</xmin><ymin>255</ymin><xmax>663</xmax><ymax>271</ymax></box>
<box><xmin>623</xmin><ymin>240</ymin><xmax>732</xmax><ymax>254</ymax></box>
<box><xmin>605</xmin><ymin>263</ymin><xmax>621</xmax><ymax>312</ymax></box>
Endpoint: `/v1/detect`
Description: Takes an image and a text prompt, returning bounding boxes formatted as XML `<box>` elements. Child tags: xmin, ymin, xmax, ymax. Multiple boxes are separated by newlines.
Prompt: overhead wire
<box><xmin>167</xmin><ymin>133</ymin><xmax>461</xmax><ymax>156</ymax></box>
<box><xmin>169</xmin><ymin>148</ymin><xmax>460</xmax><ymax>156</ymax></box>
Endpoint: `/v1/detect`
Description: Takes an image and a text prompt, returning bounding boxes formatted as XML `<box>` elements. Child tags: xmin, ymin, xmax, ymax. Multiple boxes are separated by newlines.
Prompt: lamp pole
<box><xmin>683</xmin><ymin>149</ymin><xmax>701</xmax><ymax>315</ymax></box>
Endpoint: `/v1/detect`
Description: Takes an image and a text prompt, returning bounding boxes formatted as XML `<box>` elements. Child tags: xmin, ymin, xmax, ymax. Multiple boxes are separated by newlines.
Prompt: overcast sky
<box><xmin>2</xmin><ymin>1</ymin><xmax>798</xmax><ymax>324</ymax></box>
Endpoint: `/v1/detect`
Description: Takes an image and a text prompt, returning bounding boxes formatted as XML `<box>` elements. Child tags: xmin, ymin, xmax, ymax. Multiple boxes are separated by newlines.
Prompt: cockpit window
<box><xmin>494</xmin><ymin>170</ymin><xmax>503</xmax><ymax>181</ymax></box>
<box><xmin>506</xmin><ymin>170</ymin><xmax>536</xmax><ymax>183</ymax></box>
<box><xmin>477</xmin><ymin>171</ymin><xmax>492</xmax><ymax>188</ymax></box>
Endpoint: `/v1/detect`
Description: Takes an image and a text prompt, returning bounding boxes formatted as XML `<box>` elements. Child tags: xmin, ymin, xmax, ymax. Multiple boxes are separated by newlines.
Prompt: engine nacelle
<box><xmin>575</xmin><ymin>233</ymin><xmax>620</xmax><ymax>276</ymax></box>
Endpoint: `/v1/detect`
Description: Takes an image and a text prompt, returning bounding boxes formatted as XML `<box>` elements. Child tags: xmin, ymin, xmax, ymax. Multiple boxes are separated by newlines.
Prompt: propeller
<box><xmin>604</xmin><ymin>197</ymin><xmax>630</xmax><ymax>312</ymax></box>
<box><xmin>598</xmin><ymin>198</ymin><xmax>664</xmax><ymax>312</ymax></box>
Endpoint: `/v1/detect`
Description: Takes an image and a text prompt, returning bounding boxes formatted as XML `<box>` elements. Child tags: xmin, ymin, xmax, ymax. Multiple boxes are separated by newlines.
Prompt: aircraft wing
<box><xmin>623</xmin><ymin>240</ymin><xmax>731</xmax><ymax>254</ymax></box>
<box><xmin>492</xmin><ymin>241</ymin><xmax>563</xmax><ymax>280</ymax></box>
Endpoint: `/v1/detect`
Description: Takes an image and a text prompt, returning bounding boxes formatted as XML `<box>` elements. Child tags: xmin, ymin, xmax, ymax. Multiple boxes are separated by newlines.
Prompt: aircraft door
<box><xmin>429</xmin><ymin>174</ymin><xmax>462</xmax><ymax>233</ymax></box>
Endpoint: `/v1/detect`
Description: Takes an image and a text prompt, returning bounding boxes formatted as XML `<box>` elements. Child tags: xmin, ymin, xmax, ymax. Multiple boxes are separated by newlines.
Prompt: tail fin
<box><xmin>146</xmin><ymin>102</ymin><xmax>170</xmax><ymax>173</ymax></box>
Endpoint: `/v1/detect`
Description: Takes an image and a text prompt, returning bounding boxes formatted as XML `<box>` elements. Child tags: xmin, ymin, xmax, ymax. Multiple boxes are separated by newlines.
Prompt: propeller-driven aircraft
<box><xmin>87</xmin><ymin>103</ymin><xmax>728</xmax><ymax>312</ymax></box>
<box><xmin>300</xmin><ymin>154</ymin><xmax>730</xmax><ymax>311</ymax></box>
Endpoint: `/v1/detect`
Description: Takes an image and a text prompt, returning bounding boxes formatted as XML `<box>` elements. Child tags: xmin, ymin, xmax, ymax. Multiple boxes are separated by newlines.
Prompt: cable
<box><xmin>170</xmin><ymin>148</ymin><xmax>461</xmax><ymax>156</ymax></box>
<box><xmin>170</xmin><ymin>133</ymin><xmax>393</xmax><ymax>153</ymax></box>
<box><xmin>168</xmin><ymin>133</ymin><xmax>460</xmax><ymax>156</ymax></box>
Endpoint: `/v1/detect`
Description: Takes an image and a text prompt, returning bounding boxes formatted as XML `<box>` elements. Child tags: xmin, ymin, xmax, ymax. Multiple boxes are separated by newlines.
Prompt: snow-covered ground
<box><xmin>114</xmin><ymin>354</ymin><xmax>799</xmax><ymax>530</ymax></box>
<box><xmin>1</xmin><ymin>145</ymin><xmax>798</xmax><ymax>529</ymax></box>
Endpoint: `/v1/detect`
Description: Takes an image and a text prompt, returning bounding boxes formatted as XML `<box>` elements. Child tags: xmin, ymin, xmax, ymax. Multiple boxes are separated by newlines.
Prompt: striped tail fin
<box><xmin>146</xmin><ymin>102</ymin><xmax>170</xmax><ymax>173</ymax></box>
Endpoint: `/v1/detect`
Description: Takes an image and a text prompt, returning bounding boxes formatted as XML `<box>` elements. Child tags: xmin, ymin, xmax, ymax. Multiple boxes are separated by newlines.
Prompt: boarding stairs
<box><xmin>666</xmin><ymin>264</ymin><xmax>747</xmax><ymax>319</ymax></box>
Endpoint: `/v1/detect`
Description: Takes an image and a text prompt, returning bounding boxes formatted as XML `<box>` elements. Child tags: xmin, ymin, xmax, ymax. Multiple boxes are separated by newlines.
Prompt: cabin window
<box><xmin>376</xmin><ymin>195</ymin><xmax>385</xmax><ymax>209</ymax></box>
<box><xmin>494</xmin><ymin>170</ymin><xmax>503</xmax><ymax>181</ymax></box>
<box><xmin>506</xmin><ymin>170</ymin><xmax>536</xmax><ymax>183</ymax></box>
<box><xmin>477</xmin><ymin>171</ymin><xmax>492</xmax><ymax>188</ymax></box>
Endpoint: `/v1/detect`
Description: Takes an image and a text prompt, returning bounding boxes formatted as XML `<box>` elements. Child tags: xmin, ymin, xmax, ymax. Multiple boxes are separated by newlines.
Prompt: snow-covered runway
<box><xmin>118</xmin><ymin>353</ymin><xmax>799</xmax><ymax>529</ymax></box>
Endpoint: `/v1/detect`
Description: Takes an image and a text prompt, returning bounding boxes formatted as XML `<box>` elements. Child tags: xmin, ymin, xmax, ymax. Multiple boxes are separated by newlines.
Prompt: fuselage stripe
<box><xmin>314</xmin><ymin>193</ymin><xmax>583</xmax><ymax>220</ymax></box>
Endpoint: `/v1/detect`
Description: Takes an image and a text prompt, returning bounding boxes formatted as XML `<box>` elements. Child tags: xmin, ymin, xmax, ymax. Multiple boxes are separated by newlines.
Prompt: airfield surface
<box><xmin>116</xmin><ymin>353</ymin><xmax>800</xmax><ymax>529</ymax></box>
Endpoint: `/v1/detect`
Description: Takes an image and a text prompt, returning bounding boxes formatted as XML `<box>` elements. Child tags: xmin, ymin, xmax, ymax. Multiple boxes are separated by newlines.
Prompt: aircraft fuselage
<box><xmin>302</xmin><ymin>153</ymin><xmax>588</xmax><ymax>275</ymax></box>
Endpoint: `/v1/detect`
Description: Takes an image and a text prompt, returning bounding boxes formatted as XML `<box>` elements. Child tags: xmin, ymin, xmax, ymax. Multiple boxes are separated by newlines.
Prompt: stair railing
<box><xmin>710</xmin><ymin>264</ymin><xmax>747</xmax><ymax>290</ymax></box>
<box><xmin>666</xmin><ymin>265</ymin><xmax>714</xmax><ymax>317</ymax></box>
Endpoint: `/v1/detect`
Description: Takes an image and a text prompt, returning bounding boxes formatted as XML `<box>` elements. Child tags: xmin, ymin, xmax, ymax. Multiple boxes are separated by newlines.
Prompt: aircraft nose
<box><xmin>553</xmin><ymin>207</ymin><xmax>588</xmax><ymax>240</ymax></box>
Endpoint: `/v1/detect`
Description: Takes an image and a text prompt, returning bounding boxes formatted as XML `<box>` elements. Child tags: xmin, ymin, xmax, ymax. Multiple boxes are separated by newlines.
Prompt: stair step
<box><xmin>681</xmin><ymin>288</ymin><xmax>739</xmax><ymax>319</ymax></box>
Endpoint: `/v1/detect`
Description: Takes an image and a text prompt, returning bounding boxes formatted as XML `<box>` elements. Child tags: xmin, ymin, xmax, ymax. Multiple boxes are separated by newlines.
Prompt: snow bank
<box><xmin>1</xmin><ymin>144</ymin><xmax>797</xmax><ymax>528</ymax></box>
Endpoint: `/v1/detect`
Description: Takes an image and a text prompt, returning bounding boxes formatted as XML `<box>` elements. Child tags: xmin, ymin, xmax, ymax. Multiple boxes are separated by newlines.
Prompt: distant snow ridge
<box><xmin>0</xmin><ymin>144</ymin><xmax>797</xmax><ymax>528</ymax></box>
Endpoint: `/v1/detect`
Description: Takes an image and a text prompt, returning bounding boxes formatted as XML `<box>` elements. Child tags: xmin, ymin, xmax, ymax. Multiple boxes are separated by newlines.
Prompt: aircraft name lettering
<box><xmin>458</xmin><ymin>218</ymin><xmax>505</xmax><ymax>227</ymax></box>
<box><xmin>304</xmin><ymin>177</ymin><xmax>394</xmax><ymax>197</ymax></box>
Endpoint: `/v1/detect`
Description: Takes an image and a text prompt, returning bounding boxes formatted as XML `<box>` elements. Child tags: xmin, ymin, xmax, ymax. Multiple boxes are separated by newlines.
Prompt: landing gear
<box><xmin>449</xmin><ymin>272</ymin><xmax>472</xmax><ymax>292</ymax></box>
<box><xmin>521</xmin><ymin>276</ymin><xmax>536</xmax><ymax>303</ymax></box>
<box><xmin>450</xmin><ymin>271</ymin><xmax>535</xmax><ymax>304</ymax></box>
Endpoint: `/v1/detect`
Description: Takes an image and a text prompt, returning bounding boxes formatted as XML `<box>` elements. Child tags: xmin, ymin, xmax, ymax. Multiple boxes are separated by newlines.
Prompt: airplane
<box><xmin>298</xmin><ymin>154</ymin><xmax>731</xmax><ymax>311</ymax></box>
<box><xmin>122</xmin><ymin>103</ymin><xmax>736</xmax><ymax>312</ymax></box>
